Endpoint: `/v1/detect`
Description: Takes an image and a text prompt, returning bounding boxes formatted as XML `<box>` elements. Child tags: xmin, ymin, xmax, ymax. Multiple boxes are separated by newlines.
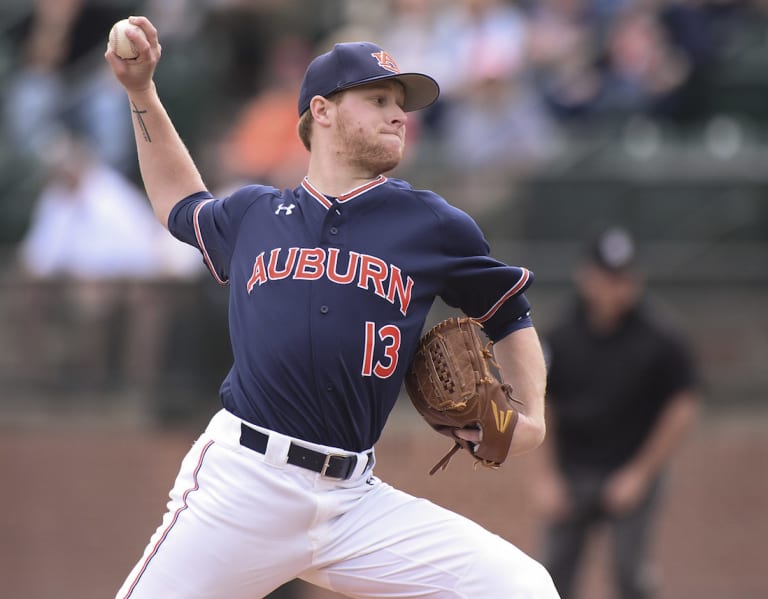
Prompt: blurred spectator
<box><xmin>2</xmin><ymin>0</ymin><xmax>140</xmax><ymax>173</ymax></box>
<box><xmin>534</xmin><ymin>227</ymin><xmax>700</xmax><ymax>599</ymax></box>
<box><xmin>431</xmin><ymin>0</ymin><xmax>530</xmax><ymax>99</ymax></box>
<box><xmin>367</xmin><ymin>0</ymin><xmax>437</xmax><ymax>63</ymax></box>
<box><xmin>200</xmin><ymin>0</ymin><xmax>332</xmax><ymax>103</ymax></box>
<box><xmin>526</xmin><ymin>0</ymin><xmax>605</xmax><ymax>122</ymax></box>
<box><xmin>215</xmin><ymin>35</ymin><xmax>312</xmax><ymax>190</ymax></box>
<box><xmin>438</xmin><ymin>64</ymin><xmax>563</xmax><ymax>214</ymax></box>
<box><xmin>526</xmin><ymin>0</ymin><xmax>745</xmax><ymax>127</ymax></box>
<box><xmin>441</xmin><ymin>66</ymin><xmax>562</xmax><ymax>171</ymax></box>
<box><xmin>14</xmin><ymin>130</ymin><xmax>202</xmax><ymax>396</ymax></box>
<box><xmin>593</xmin><ymin>7</ymin><xmax>691</xmax><ymax>121</ymax></box>
<box><xmin>656</xmin><ymin>0</ymin><xmax>745</xmax><ymax>124</ymax></box>
<box><xmin>369</xmin><ymin>0</ymin><xmax>456</xmax><ymax>143</ymax></box>
<box><xmin>425</xmin><ymin>0</ymin><xmax>562</xmax><ymax>211</ymax></box>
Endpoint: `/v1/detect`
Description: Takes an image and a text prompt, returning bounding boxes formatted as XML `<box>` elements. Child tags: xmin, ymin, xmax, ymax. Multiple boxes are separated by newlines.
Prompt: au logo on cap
<box><xmin>371</xmin><ymin>51</ymin><xmax>400</xmax><ymax>74</ymax></box>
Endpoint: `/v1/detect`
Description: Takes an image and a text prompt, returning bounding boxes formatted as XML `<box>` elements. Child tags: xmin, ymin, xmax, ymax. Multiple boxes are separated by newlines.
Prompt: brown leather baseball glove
<box><xmin>405</xmin><ymin>317</ymin><xmax>520</xmax><ymax>475</ymax></box>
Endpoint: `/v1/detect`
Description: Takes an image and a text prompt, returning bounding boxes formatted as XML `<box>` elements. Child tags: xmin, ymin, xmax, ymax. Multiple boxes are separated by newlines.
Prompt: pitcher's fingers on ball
<box><xmin>128</xmin><ymin>15</ymin><xmax>160</xmax><ymax>50</ymax></box>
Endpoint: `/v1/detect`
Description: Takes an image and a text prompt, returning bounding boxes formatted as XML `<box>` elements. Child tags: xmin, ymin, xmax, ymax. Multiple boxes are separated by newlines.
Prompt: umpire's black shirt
<box><xmin>544</xmin><ymin>298</ymin><xmax>697</xmax><ymax>474</ymax></box>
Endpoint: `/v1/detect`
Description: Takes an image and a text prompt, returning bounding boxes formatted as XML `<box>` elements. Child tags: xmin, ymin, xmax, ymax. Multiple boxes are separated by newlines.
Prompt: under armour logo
<box><xmin>275</xmin><ymin>203</ymin><xmax>295</xmax><ymax>215</ymax></box>
<box><xmin>371</xmin><ymin>50</ymin><xmax>400</xmax><ymax>74</ymax></box>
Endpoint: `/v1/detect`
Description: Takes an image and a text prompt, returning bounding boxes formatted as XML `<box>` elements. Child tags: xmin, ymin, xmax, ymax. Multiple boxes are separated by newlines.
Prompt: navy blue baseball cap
<box><xmin>298</xmin><ymin>41</ymin><xmax>440</xmax><ymax>116</ymax></box>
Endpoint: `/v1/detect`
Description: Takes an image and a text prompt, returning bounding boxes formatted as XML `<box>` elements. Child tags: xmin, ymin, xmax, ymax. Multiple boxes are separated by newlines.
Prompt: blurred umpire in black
<box><xmin>534</xmin><ymin>227</ymin><xmax>700</xmax><ymax>599</ymax></box>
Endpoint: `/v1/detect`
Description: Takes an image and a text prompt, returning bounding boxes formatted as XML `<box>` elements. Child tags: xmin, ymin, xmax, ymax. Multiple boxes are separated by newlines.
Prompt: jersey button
<box><xmin>329</xmin><ymin>227</ymin><xmax>338</xmax><ymax>235</ymax></box>
<box><xmin>320</xmin><ymin>305</ymin><xmax>329</xmax><ymax>314</ymax></box>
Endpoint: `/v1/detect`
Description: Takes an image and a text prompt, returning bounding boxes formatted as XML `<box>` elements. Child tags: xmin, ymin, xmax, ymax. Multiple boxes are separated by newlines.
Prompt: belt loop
<box><xmin>352</xmin><ymin>451</ymin><xmax>374</xmax><ymax>479</ymax></box>
<box><xmin>264</xmin><ymin>431</ymin><xmax>291</xmax><ymax>467</ymax></box>
<box><xmin>206</xmin><ymin>409</ymin><xmax>244</xmax><ymax>450</ymax></box>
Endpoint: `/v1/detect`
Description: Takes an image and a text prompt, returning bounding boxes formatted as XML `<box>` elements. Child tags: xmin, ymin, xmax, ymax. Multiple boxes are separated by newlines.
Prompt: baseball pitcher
<box><xmin>106</xmin><ymin>16</ymin><xmax>559</xmax><ymax>599</ymax></box>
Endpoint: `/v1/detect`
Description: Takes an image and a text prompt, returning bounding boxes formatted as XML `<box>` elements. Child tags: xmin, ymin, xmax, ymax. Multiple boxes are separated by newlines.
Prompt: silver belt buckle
<box><xmin>320</xmin><ymin>453</ymin><xmax>350</xmax><ymax>480</ymax></box>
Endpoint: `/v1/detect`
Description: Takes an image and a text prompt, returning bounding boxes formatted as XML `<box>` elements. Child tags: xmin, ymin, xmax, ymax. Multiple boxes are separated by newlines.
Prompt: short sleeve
<box><xmin>655</xmin><ymin>332</ymin><xmax>699</xmax><ymax>401</ymax></box>
<box><xmin>438</xmin><ymin>205</ymin><xmax>534</xmax><ymax>341</ymax></box>
<box><xmin>168</xmin><ymin>185</ymin><xmax>274</xmax><ymax>284</ymax></box>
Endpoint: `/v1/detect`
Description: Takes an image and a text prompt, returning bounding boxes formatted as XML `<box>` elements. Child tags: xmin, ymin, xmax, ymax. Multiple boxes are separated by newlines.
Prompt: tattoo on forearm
<box><xmin>131</xmin><ymin>101</ymin><xmax>152</xmax><ymax>142</ymax></box>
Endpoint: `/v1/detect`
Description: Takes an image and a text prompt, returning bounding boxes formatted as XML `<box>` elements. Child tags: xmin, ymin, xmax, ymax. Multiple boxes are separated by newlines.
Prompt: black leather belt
<box><xmin>239</xmin><ymin>423</ymin><xmax>372</xmax><ymax>480</ymax></box>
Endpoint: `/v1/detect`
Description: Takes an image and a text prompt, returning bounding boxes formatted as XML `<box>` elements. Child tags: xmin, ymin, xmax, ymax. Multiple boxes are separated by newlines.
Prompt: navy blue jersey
<box><xmin>168</xmin><ymin>176</ymin><xmax>533</xmax><ymax>451</ymax></box>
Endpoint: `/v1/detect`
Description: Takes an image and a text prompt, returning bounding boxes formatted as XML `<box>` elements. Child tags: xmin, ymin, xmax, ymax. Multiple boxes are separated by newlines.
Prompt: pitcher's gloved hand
<box><xmin>405</xmin><ymin>317</ymin><xmax>520</xmax><ymax>474</ymax></box>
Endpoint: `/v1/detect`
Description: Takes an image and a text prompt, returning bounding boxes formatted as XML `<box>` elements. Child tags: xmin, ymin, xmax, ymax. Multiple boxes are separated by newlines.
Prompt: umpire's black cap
<box><xmin>588</xmin><ymin>227</ymin><xmax>637</xmax><ymax>273</ymax></box>
<box><xmin>298</xmin><ymin>41</ymin><xmax>440</xmax><ymax>116</ymax></box>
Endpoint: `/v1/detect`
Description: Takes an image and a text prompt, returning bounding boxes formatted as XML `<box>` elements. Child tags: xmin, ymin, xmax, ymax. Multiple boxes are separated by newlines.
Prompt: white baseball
<box><xmin>109</xmin><ymin>19</ymin><xmax>144</xmax><ymax>59</ymax></box>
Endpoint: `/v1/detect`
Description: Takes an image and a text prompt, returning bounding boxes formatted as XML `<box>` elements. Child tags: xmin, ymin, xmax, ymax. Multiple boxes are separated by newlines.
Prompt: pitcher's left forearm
<box><xmin>493</xmin><ymin>326</ymin><xmax>548</xmax><ymax>455</ymax></box>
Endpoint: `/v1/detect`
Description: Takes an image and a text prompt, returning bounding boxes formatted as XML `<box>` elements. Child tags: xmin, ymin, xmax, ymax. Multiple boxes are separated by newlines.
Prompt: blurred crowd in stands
<box><xmin>3</xmin><ymin>0</ymin><xmax>767</xmax><ymax>195</ymax></box>
<box><xmin>0</xmin><ymin>0</ymin><xmax>766</xmax><ymax>406</ymax></box>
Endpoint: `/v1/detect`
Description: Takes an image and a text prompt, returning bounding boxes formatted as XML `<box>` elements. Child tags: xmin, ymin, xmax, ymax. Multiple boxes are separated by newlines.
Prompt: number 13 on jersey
<box><xmin>362</xmin><ymin>321</ymin><xmax>401</xmax><ymax>378</ymax></box>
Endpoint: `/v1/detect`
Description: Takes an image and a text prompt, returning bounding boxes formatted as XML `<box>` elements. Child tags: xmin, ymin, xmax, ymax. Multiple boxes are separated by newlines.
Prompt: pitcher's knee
<box><xmin>497</xmin><ymin>559</ymin><xmax>560</xmax><ymax>598</ymax></box>
<box><xmin>465</xmin><ymin>542</ymin><xmax>560</xmax><ymax>598</ymax></box>
<box><xmin>522</xmin><ymin>560</ymin><xmax>560</xmax><ymax>598</ymax></box>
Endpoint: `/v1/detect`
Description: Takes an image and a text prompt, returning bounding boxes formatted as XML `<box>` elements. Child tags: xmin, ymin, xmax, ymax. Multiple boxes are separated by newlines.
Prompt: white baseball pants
<box><xmin>116</xmin><ymin>409</ymin><xmax>559</xmax><ymax>598</ymax></box>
